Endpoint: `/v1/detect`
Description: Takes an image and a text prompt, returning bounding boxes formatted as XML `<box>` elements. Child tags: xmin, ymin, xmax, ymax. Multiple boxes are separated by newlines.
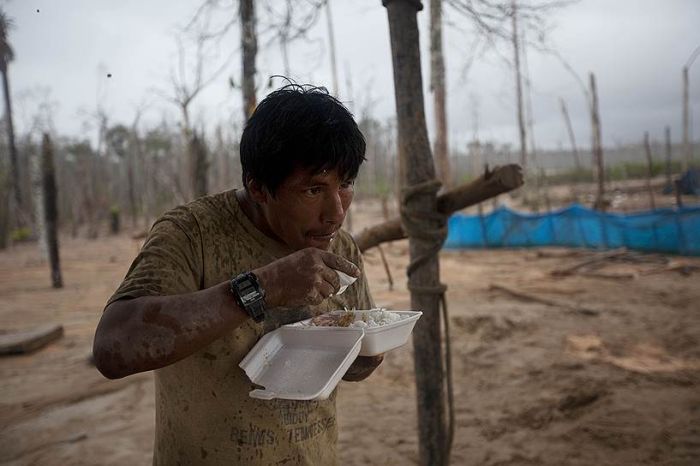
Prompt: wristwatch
<box><xmin>230</xmin><ymin>272</ymin><xmax>266</xmax><ymax>323</ymax></box>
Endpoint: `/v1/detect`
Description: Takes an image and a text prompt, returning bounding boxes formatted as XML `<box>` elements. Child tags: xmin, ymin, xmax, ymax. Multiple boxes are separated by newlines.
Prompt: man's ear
<box><xmin>247</xmin><ymin>179</ymin><xmax>269</xmax><ymax>204</ymax></box>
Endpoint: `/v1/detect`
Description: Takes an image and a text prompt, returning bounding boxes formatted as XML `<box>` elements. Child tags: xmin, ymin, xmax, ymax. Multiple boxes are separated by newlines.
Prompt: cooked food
<box><xmin>309</xmin><ymin>309</ymin><xmax>406</xmax><ymax>328</ymax></box>
<box><xmin>310</xmin><ymin>311</ymin><xmax>355</xmax><ymax>327</ymax></box>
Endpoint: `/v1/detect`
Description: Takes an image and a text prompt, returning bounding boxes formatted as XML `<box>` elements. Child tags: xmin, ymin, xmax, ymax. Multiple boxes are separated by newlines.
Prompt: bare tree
<box><xmin>559</xmin><ymin>97</ymin><xmax>581</xmax><ymax>169</ymax></box>
<box><xmin>240</xmin><ymin>0</ymin><xmax>257</xmax><ymax>119</ymax></box>
<box><xmin>682</xmin><ymin>45</ymin><xmax>700</xmax><ymax>170</ymax></box>
<box><xmin>41</xmin><ymin>134</ymin><xmax>62</xmax><ymax>288</ymax></box>
<box><xmin>0</xmin><ymin>10</ymin><xmax>21</xmax><ymax>225</ymax></box>
<box><xmin>430</xmin><ymin>0</ymin><xmax>452</xmax><ymax>189</ymax></box>
<box><xmin>589</xmin><ymin>72</ymin><xmax>605</xmax><ymax>210</ymax></box>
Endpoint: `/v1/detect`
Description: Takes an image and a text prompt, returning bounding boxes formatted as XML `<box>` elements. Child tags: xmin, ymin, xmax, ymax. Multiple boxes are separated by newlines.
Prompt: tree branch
<box><xmin>355</xmin><ymin>164</ymin><xmax>523</xmax><ymax>252</ymax></box>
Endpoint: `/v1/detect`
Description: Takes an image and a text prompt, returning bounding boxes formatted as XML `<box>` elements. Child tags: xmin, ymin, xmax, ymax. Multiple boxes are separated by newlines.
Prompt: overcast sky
<box><xmin>5</xmin><ymin>0</ymin><xmax>700</xmax><ymax>152</ymax></box>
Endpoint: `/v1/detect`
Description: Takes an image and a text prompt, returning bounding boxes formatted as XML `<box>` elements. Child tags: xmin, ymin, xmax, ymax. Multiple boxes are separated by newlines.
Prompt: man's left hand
<box><xmin>342</xmin><ymin>354</ymin><xmax>384</xmax><ymax>382</ymax></box>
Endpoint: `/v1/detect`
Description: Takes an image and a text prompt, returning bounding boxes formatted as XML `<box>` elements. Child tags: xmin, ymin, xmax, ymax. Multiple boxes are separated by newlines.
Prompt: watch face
<box><xmin>241</xmin><ymin>289</ymin><xmax>258</xmax><ymax>304</ymax></box>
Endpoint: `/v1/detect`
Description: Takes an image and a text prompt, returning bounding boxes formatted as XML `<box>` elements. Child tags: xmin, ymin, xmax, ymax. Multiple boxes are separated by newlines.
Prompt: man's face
<box><xmin>255</xmin><ymin>167</ymin><xmax>355</xmax><ymax>251</ymax></box>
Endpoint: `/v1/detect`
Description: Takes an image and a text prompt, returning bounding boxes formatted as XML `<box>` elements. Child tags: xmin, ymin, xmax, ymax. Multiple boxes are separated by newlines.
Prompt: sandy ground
<box><xmin>1</xmin><ymin>199</ymin><xmax>700</xmax><ymax>465</ymax></box>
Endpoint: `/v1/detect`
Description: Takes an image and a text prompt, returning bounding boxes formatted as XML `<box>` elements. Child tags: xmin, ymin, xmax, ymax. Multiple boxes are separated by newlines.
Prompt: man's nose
<box><xmin>322</xmin><ymin>191</ymin><xmax>345</xmax><ymax>224</ymax></box>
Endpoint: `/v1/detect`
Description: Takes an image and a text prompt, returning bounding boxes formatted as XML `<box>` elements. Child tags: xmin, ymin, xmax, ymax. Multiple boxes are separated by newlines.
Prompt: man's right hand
<box><xmin>253</xmin><ymin>248</ymin><xmax>361</xmax><ymax>308</ymax></box>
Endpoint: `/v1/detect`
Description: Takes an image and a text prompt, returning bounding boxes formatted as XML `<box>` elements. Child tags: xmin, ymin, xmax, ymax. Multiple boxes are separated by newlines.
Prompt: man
<box><xmin>93</xmin><ymin>84</ymin><xmax>382</xmax><ymax>465</ymax></box>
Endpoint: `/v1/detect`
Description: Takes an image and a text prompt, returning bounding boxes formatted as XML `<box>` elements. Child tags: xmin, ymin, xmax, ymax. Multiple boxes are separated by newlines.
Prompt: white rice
<box><xmin>348</xmin><ymin>309</ymin><xmax>405</xmax><ymax>329</ymax></box>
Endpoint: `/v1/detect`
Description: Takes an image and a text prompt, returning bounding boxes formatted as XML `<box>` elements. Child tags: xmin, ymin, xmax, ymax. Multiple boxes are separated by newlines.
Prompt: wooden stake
<box><xmin>643</xmin><ymin>132</ymin><xmax>656</xmax><ymax>210</ymax></box>
<box><xmin>665</xmin><ymin>126</ymin><xmax>673</xmax><ymax>191</ymax></box>
<box><xmin>682</xmin><ymin>66</ymin><xmax>690</xmax><ymax>171</ymax></box>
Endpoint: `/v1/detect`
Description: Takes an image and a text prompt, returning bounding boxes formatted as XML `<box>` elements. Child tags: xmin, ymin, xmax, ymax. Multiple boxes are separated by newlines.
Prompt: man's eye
<box><xmin>341</xmin><ymin>180</ymin><xmax>355</xmax><ymax>190</ymax></box>
<box><xmin>305</xmin><ymin>187</ymin><xmax>323</xmax><ymax>196</ymax></box>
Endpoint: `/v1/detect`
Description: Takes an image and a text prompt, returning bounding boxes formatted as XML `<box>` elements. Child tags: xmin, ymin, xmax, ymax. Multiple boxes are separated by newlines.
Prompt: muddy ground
<box><xmin>1</xmin><ymin>197</ymin><xmax>699</xmax><ymax>465</ymax></box>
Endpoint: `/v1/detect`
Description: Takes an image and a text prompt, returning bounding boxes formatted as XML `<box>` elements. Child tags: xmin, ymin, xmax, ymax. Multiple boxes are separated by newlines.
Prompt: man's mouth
<box><xmin>308</xmin><ymin>230</ymin><xmax>338</xmax><ymax>241</ymax></box>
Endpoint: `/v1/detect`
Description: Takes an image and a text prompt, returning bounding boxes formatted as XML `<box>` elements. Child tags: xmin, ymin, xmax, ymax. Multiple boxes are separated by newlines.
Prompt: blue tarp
<box><xmin>444</xmin><ymin>204</ymin><xmax>700</xmax><ymax>256</ymax></box>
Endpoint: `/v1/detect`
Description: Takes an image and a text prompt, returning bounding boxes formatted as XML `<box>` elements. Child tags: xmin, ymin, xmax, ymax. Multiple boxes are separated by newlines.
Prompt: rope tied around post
<box><xmin>399</xmin><ymin>177</ymin><xmax>455</xmax><ymax>461</ymax></box>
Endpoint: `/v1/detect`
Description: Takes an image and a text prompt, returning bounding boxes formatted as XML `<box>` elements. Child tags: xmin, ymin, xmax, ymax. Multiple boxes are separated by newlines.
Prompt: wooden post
<box><xmin>41</xmin><ymin>134</ymin><xmax>63</xmax><ymax>288</ymax></box>
<box><xmin>240</xmin><ymin>0</ymin><xmax>257</xmax><ymax>120</ymax></box>
<box><xmin>665</xmin><ymin>126</ymin><xmax>673</xmax><ymax>191</ymax></box>
<box><xmin>682</xmin><ymin>66</ymin><xmax>689</xmax><ymax>171</ymax></box>
<box><xmin>643</xmin><ymin>132</ymin><xmax>656</xmax><ymax>210</ymax></box>
<box><xmin>383</xmin><ymin>1</ymin><xmax>446</xmax><ymax>464</ymax></box>
<box><xmin>590</xmin><ymin>72</ymin><xmax>606</xmax><ymax>210</ymax></box>
<box><xmin>511</xmin><ymin>0</ymin><xmax>527</xmax><ymax>173</ymax></box>
<box><xmin>430</xmin><ymin>0</ymin><xmax>451</xmax><ymax>189</ymax></box>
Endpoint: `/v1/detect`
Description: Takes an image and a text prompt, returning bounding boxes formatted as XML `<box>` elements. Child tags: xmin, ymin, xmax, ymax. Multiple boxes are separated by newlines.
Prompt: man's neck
<box><xmin>235</xmin><ymin>189</ymin><xmax>279</xmax><ymax>243</ymax></box>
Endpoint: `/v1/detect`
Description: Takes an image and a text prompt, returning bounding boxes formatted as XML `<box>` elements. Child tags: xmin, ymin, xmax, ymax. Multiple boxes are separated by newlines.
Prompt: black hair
<box><xmin>240</xmin><ymin>82</ymin><xmax>366</xmax><ymax>196</ymax></box>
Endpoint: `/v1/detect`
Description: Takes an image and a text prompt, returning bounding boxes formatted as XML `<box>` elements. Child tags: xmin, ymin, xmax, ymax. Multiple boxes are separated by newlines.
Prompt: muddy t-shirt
<box><xmin>107</xmin><ymin>189</ymin><xmax>374</xmax><ymax>466</ymax></box>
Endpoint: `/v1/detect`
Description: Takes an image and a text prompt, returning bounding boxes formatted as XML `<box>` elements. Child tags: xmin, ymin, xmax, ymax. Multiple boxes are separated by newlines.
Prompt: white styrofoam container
<box><xmin>288</xmin><ymin>310</ymin><xmax>423</xmax><ymax>357</ymax></box>
<box><xmin>239</xmin><ymin>326</ymin><xmax>364</xmax><ymax>401</ymax></box>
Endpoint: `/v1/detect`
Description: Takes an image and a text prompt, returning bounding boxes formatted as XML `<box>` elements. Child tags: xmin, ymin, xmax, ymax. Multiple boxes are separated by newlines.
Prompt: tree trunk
<box><xmin>240</xmin><ymin>0</ymin><xmax>257</xmax><ymax>120</ymax></box>
<box><xmin>30</xmin><ymin>145</ymin><xmax>47</xmax><ymax>259</ymax></box>
<box><xmin>511</xmin><ymin>0</ymin><xmax>527</xmax><ymax>172</ymax></box>
<box><xmin>1</xmin><ymin>66</ymin><xmax>23</xmax><ymax>228</ymax></box>
<box><xmin>383</xmin><ymin>1</ymin><xmax>446</xmax><ymax>464</ymax></box>
<box><xmin>191</xmin><ymin>132</ymin><xmax>208</xmax><ymax>199</ymax></box>
<box><xmin>643</xmin><ymin>132</ymin><xmax>656</xmax><ymax>210</ymax></box>
<box><xmin>430</xmin><ymin>0</ymin><xmax>451</xmax><ymax>189</ymax></box>
<box><xmin>559</xmin><ymin>97</ymin><xmax>581</xmax><ymax>170</ymax></box>
<box><xmin>665</xmin><ymin>126</ymin><xmax>672</xmax><ymax>190</ymax></box>
<box><xmin>355</xmin><ymin>164</ymin><xmax>523</xmax><ymax>253</ymax></box>
<box><xmin>41</xmin><ymin>134</ymin><xmax>63</xmax><ymax>288</ymax></box>
<box><xmin>325</xmin><ymin>0</ymin><xmax>340</xmax><ymax>96</ymax></box>
<box><xmin>590</xmin><ymin>72</ymin><xmax>606</xmax><ymax>210</ymax></box>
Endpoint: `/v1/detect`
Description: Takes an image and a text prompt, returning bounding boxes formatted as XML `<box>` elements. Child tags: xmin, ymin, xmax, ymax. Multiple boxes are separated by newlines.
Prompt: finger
<box><xmin>317</xmin><ymin>281</ymin><xmax>335</xmax><ymax>300</ymax></box>
<box><xmin>320</xmin><ymin>251</ymin><xmax>360</xmax><ymax>278</ymax></box>
<box><xmin>319</xmin><ymin>267</ymin><xmax>341</xmax><ymax>292</ymax></box>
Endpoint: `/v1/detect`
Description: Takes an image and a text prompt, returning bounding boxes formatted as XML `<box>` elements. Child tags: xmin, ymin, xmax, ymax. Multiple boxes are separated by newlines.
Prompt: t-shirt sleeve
<box><xmin>105</xmin><ymin>206</ymin><xmax>203</xmax><ymax>308</ymax></box>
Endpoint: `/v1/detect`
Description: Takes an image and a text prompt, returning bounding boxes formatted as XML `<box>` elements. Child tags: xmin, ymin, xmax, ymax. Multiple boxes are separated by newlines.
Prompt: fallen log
<box><xmin>0</xmin><ymin>324</ymin><xmax>64</xmax><ymax>355</ymax></box>
<box><xmin>488</xmin><ymin>284</ymin><xmax>599</xmax><ymax>316</ymax></box>
<box><xmin>355</xmin><ymin>164</ymin><xmax>523</xmax><ymax>252</ymax></box>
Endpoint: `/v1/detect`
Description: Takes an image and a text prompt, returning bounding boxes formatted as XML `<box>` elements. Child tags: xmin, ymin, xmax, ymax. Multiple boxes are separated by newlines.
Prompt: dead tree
<box><xmin>590</xmin><ymin>72</ymin><xmax>606</xmax><ymax>210</ymax></box>
<box><xmin>0</xmin><ymin>10</ymin><xmax>22</xmax><ymax>224</ymax></box>
<box><xmin>559</xmin><ymin>97</ymin><xmax>581</xmax><ymax>170</ymax></box>
<box><xmin>643</xmin><ymin>132</ymin><xmax>656</xmax><ymax>210</ymax></box>
<box><xmin>384</xmin><ymin>1</ymin><xmax>447</xmax><ymax>463</ymax></box>
<box><xmin>240</xmin><ymin>0</ymin><xmax>257</xmax><ymax>119</ymax></box>
<box><xmin>430</xmin><ymin>0</ymin><xmax>452</xmax><ymax>189</ymax></box>
<box><xmin>511</xmin><ymin>0</ymin><xmax>527</xmax><ymax>172</ymax></box>
<box><xmin>190</xmin><ymin>131</ymin><xmax>209</xmax><ymax>199</ymax></box>
<box><xmin>41</xmin><ymin>134</ymin><xmax>62</xmax><ymax>288</ymax></box>
<box><xmin>325</xmin><ymin>0</ymin><xmax>340</xmax><ymax>96</ymax></box>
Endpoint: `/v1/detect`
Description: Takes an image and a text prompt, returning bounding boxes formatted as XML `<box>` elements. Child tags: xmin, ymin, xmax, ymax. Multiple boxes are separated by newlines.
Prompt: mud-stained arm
<box><xmin>94</xmin><ymin>247</ymin><xmax>361</xmax><ymax>379</ymax></box>
<box><xmin>93</xmin><ymin>281</ymin><xmax>249</xmax><ymax>379</ymax></box>
<box><xmin>342</xmin><ymin>354</ymin><xmax>384</xmax><ymax>382</ymax></box>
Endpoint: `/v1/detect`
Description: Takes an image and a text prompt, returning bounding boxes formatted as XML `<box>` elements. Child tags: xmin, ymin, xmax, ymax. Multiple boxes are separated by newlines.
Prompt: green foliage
<box><xmin>10</xmin><ymin>227</ymin><xmax>31</xmax><ymax>242</ymax></box>
<box><xmin>548</xmin><ymin>160</ymin><xmax>683</xmax><ymax>185</ymax></box>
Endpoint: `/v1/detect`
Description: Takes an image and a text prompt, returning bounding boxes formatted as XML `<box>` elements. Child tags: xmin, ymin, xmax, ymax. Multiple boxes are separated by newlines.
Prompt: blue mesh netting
<box><xmin>444</xmin><ymin>204</ymin><xmax>700</xmax><ymax>256</ymax></box>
